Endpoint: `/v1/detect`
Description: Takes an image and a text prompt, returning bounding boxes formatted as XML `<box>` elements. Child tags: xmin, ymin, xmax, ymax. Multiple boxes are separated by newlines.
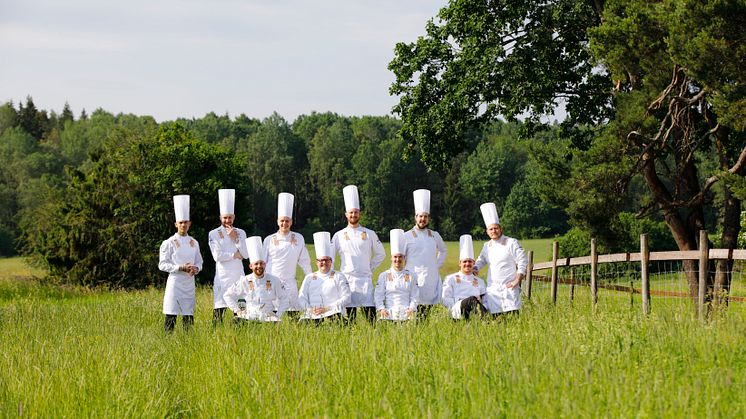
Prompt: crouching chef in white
<box><xmin>264</xmin><ymin>192</ymin><xmax>312</xmax><ymax>315</ymax></box>
<box><xmin>298</xmin><ymin>232</ymin><xmax>352</xmax><ymax>324</ymax></box>
<box><xmin>208</xmin><ymin>189</ymin><xmax>249</xmax><ymax>326</ymax></box>
<box><xmin>159</xmin><ymin>195</ymin><xmax>203</xmax><ymax>332</ymax></box>
<box><xmin>223</xmin><ymin>236</ymin><xmax>289</xmax><ymax>323</ymax></box>
<box><xmin>474</xmin><ymin>203</ymin><xmax>528</xmax><ymax>317</ymax></box>
<box><xmin>405</xmin><ymin>189</ymin><xmax>447</xmax><ymax>319</ymax></box>
<box><xmin>374</xmin><ymin>229</ymin><xmax>418</xmax><ymax>321</ymax></box>
<box><xmin>332</xmin><ymin>185</ymin><xmax>385</xmax><ymax>322</ymax></box>
<box><xmin>442</xmin><ymin>235</ymin><xmax>488</xmax><ymax>320</ymax></box>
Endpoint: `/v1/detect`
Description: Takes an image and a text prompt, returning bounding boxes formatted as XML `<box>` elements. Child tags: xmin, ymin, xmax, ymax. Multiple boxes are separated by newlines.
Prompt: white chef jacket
<box><xmin>264</xmin><ymin>231</ymin><xmax>312</xmax><ymax>311</ymax></box>
<box><xmin>475</xmin><ymin>235</ymin><xmax>528</xmax><ymax>313</ymax></box>
<box><xmin>298</xmin><ymin>270</ymin><xmax>351</xmax><ymax>319</ymax></box>
<box><xmin>404</xmin><ymin>227</ymin><xmax>447</xmax><ymax>305</ymax></box>
<box><xmin>332</xmin><ymin>226</ymin><xmax>385</xmax><ymax>307</ymax></box>
<box><xmin>374</xmin><ymin>268</ymin><xmax>419</xmax><ymax>321</ymax></box>
<box><xmin>159</xmin><ymin>233</ymin><xmax>203</xmax><ymax>315</ymax></box>
<box><xmin>442</xmin><ymin>272</ymin><xmax>487</xmax><ymax>319</ymax></box>
<box><xmin>208</xmin><ymin>226</ymin><xmax>249</xmax><ymax>308</ymax></box>
<box><xmin>223</xmin><ymin>273</ymin><xmax>289</xmax><ymax>321</ymax></box>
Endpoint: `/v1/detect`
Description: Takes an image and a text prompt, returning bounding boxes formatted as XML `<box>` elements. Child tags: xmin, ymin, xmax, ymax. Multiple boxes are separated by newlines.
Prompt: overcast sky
<box><xmin>0</xmin><ymin>0</ymin><xmax>446</xmax><ymax>122</ymax></box>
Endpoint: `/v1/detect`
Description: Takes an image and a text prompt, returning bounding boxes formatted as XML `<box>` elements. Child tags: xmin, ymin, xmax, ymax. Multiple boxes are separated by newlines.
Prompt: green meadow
<box><xmin>2</xmin><ymin>242</ymin><xmax>746</xmax><ymax>417</ymax></box>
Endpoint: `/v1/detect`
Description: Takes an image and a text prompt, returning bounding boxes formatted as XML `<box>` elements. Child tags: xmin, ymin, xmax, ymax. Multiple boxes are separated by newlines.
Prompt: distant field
<box><xmin>1</xmin><ymin>253</ymin><xmax>746</xmax><ymax>416</ymax></box>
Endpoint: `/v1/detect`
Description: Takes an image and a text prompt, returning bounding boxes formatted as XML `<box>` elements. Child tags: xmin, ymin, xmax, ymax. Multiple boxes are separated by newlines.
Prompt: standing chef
<box><xmin>159</xmin><ymin>195</ymin><xmax>203</xmax><ymax>332</ymax></box>
<box><xmin>442</xmin><ymin>234</ymin><xmax>487</xmax><ymax>320</ymax></box>
<box><xmin>474</xmin><ymin>203</ymin><xmax>528</xmax><ymax>317</ymax></box>
<box><xmin>332</xmin><ymin>185</ymin><xmax>385</xmax><ymax>322</ymax></box>
<box><xmin>405</xmin><ymin>189</ymin><xmax>447</xmax><ymax>319</ymax></box>
<box><xmin>208</xmin><ymin>189</ymin><xmax>249</xmax><ymax>326</ymax></box>
<box><xmin>264</xmin><ymin>192</ymin><xmax>312</xmax><ymax>314</ymax></box>
<box><xmin>374</xmin><ymin>229</ymin><xmax>418</xmax><ymax>321</ymax></box>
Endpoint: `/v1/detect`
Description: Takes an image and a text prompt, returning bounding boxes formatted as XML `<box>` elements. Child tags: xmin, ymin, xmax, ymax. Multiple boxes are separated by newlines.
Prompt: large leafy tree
<box><xmin>389</xmin><ymin>0</ymin><xmax>610</xmax><ymax>171</ymax></box>
<box><xmin>20</xmin><ymin>123</ymin><xmax>250</xmax><ymax>288</ymax></box>
<box><xmin>389</xmin><ymin>0</ymin><xmax>746</xmax><ymax>300</ymax></box>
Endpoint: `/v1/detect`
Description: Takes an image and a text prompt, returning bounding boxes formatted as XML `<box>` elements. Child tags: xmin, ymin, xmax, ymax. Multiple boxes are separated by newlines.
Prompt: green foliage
<box><xmin>19</xmin><ymin>123</ymin><xmax>250</xmax><ymax>288</ymax></box>
<box><xmin>559</xmin><ymin>212</ymin><xmax>677</xmax><ymax>258</ymax></box>
<box><xmin>243</xmin><ymin>113</ymin><xmax>309</xmax><ymax>236</ymax></box>
<box><xmin>502</xmin><ymin>177</ymin><xmax>567</xmax><ymax>239</ymax></box>
<box><xmin>388</xmin><ymin>0</ymin><xmax>610</xmax><ymax>171</ymax></box>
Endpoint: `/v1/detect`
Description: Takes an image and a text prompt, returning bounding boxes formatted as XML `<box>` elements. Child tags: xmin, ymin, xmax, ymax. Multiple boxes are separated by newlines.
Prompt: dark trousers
<box><xmin>345</xmin><ymin>306</ymin><xmax>376</xmax><ymax>323</ymax></box>
<box><xmin>491</xmin><ymin>310</ymin><xmax>519</xmax><ymax>320</ymax></box>
<box><xmin>165</xmin><ymin>315</ymin><xmax>193</xmax><ymax>332</ymax></box>
<box><xmin>460</xmin><ymin>296</ymin><xmax>488</xmax><ymax>320</ymax></box>
<box><xmin>213</xmin><ymin>307</ymin><xmax>227</xmax><ymax>326</ymax></box>
<box><xmin>417</xmin><ymin>304</ymin><xmax>436</xmax><ymax>320</ymax></box>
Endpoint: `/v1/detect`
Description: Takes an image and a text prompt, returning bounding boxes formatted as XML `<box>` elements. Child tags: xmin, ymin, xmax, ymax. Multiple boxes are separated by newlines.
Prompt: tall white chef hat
<box><xmin>389</xmin><ymin>229</ymin><xmax>406</xmax><ymax>256</ymax></box>
<box><xmin>343</xmin><ymin>185</ymin><xmax>360</xmax><ymax>211</ymax></box>
<box><xmin>480</xmin><ymin>202</ymin><xmax>500</xmax><ymax>227</ymax></box>
<box><xmin>313</xmin><ymin>232</ymin><xmax>333</xmax><ymax>260</ymax></box>
<box><xmin>173</xmin><ymin>195</ymin><xmax>190</xmax><ymax>222</ymax></box>
<box><xmin>459</xmin><ymin>234</ymin><xmax>475</xmax><ymax>261</ymax></box>
<box><xmin>246</xmin><ymin>236</ymin><xmax>265</xmax><ymax>264</ymax></box>
<box><xmin>218</xmin><ymin>189</ymin><xmax>235</xmax><ymax>215</ymax></box>
<box><xmin>413</xmin><ymin>189</ymin><xmax>431</xmax><ymax>215</ymax></box>
<box><xmin>277</xmin><ymin>192</ymin><xmax>294</xmax><ymax>219</ymax></box>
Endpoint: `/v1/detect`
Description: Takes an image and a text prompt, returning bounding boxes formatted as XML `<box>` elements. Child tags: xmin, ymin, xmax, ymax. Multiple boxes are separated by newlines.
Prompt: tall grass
<box><xmin>2</xmin><ymin>247</ymin><xmax>744</xmax><ymax>417</ymax></box>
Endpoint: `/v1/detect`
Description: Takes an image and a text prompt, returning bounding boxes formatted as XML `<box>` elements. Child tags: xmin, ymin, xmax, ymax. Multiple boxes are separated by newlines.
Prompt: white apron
<box><xmin>162</xmin><ymin>235</ymin><xmax>201</xmax><ymax>315</ymax></box>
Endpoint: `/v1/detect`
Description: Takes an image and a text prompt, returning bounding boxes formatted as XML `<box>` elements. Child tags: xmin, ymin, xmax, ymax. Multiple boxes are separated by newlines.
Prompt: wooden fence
<box><xmin>525</xmin><ymin>230</ymin><xmax>746</xmax><ymax>320</ymax></box>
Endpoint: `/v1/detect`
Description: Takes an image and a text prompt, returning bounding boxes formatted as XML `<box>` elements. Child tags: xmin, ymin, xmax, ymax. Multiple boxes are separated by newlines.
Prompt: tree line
<box><xmin>0</xmin><ymin>93</ymin><xmax>686</xmax><ymax>288</ymax></box>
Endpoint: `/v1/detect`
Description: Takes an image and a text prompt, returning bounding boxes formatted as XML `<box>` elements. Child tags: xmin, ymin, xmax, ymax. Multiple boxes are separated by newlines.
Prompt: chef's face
<box><xmin>220</xmin><ymin>214</ymin><xmax>234</xmax><ymax>228</ymax></box>
<box><xmin>251</xmin><ymin>261</ymin><xmax>266</xmax><ymax>277</ymax></box>
<box><xmin>391</xmin><ymin>254</ymin><xmax>405</xmax><ymax>271</ymax></box>
<box><xmin>277</xmin><ymin>217</ymin><xmax>292</xmax><ymax>233</ymax></box>
<box><xmin>175</xmin><ymin>220</ymin><xmax>191</xmax><ymax>235</ymax></box>
<box><xmin>487</xmin><ymin>224</ymin><xmax>503</xmax><ymax>240</ymax></box>
<box><xmin>459</xmin><ymin>258</ymin><xmax>475</xmax><ymax>275</ymax></box>
<box><xmin>345</xmin><ymin>209</ymin><xmax>360</xmax><ymax>226</ymax></box>
<box><xmin>415</xmin><ymin>213</ymin><xmax>430</xmax><ymax>229</ymax></box>
<box><xmin>316</xmin><ymin>257</ymin><xmax>332</xmax><ymax>274</ymax></box>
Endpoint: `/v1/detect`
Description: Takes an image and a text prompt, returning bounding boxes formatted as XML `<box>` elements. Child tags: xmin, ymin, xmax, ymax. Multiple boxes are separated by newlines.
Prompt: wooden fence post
<box><xmin>526</xmin><ymin>250</ymin><xmax>534</xmax><ymax>302</ymax></box>
<box><xmin>570</xmin><ymin>267</ymin><xmax>575</xmax><ymax>303</ymax></box>
<box><xmin>698</xmin><ymin>229</ymin><xmax>708</xmax><ymax>321</ymax></box>
<box><xmin>591</xmin><ymin>238</ymin><xmax>598</xmax><ymax>309</ymax></box>
<box><xmin>641</xmin><ymin>234</ymin><xmax>650</xmax><ymax>315</ymax></box>
<box><xmin>551</xmin><ymin>241</ymin><xmax>559</xmax><ymax>305</ymax></box>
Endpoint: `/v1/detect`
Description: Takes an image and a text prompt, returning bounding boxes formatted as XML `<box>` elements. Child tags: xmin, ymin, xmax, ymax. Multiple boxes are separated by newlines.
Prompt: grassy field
<box><xmin>2</xmin><ymin>251</ymin><xmax>745</xmax><ymax>417</ymax></box>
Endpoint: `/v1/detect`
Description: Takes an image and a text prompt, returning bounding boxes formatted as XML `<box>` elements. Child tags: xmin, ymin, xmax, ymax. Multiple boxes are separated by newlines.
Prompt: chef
<box><xmin>208</xmin><ymin>189</ymin><xmax>249</xmax><ymax>326</ymax></box>
<box><xmin>298</xmin><ymin>232</ymin><xmax>352</xmax><ymax>324</ymax></box>
<box><xmin>331</xmin><ymin>185</ymin><xmax>385</xmax><ymax>322</ymax></box>
<box><xmin>405</xmin><ymin>189</ymin><xmax>447</xmax><ymax>319</ymax></box>
<box><xmin>159</xmin><ymin>194</ymin><xmax>203</xmax><ymax>332</ymax></box>
<box><xmin>474</xmin><ymin>203</ymin><xmax>528</xmax><ymax>317</ymax></box>
<box><xmin>442</xmin><ymin>234</ymin><xmax>487</xmax><ymax>320</ymax></box>
<box><xmin>264</xmin><ymin>192</ymin><xmax>312</xmax><ymax>314</ymax></box>
<box><xmin>223</xmin><ymin>236</ymin><xmax>289</xmax><ymax>323</ymax></box>
<box><xmin>374</xmin><ymin>229</ymin><xmax>418</xmax><ymax>321</ymax></box>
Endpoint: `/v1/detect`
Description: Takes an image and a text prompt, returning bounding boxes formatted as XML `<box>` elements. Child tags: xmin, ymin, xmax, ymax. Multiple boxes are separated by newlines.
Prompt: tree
<box><xmin>243</xmin><ymin>113</ymin><xmax>309</xmax><ymax>236</ymax></box>
<box><xmin>59</xmin><ymin>102</ymin><xmax>75</xmax><ymax>128</ymax></box>
<box><xmin>0</xmin><ymin>101</ymin><xmax>18</xmax><ymax>135</ymax></box>
<box><xmin>389</xmin><ymin>0</ymin><xmax>609</xmax><ymax>172</ymax></box>
<box><xmin>389</xmin><ymin>0</ymin><xmax>746</xmax><ymax>302</ymax></box>
<box><xmin>20</xmin><ymin>123</ymin><xmax>250</xmax><ymax>288</ymax></box>
<box><xmin>307</xmin><ymin>119</ymin><xmax>359</xmax><ymax>231</ymax></box>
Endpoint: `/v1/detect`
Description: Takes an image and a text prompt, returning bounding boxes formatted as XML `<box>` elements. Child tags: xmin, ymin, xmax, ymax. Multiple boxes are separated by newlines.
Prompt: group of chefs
<box><xmin>158</xmin><ymin>185</ymin><xmax>527</xmax><ymax>331</ymax></box>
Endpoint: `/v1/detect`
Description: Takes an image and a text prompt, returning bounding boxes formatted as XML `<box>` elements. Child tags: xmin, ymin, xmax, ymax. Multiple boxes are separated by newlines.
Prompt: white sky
<box><xmin>0</xmin><ymin>0</ymin><xmax>446</xmax><ymax>122</ymax></box>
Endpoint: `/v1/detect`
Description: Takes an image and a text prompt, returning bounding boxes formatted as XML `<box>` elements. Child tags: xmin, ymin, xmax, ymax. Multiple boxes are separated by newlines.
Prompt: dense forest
<box><xmin>0</xmin><ymin>95</ymin><xmax>722</xmax><ymax>287</ymax></box>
